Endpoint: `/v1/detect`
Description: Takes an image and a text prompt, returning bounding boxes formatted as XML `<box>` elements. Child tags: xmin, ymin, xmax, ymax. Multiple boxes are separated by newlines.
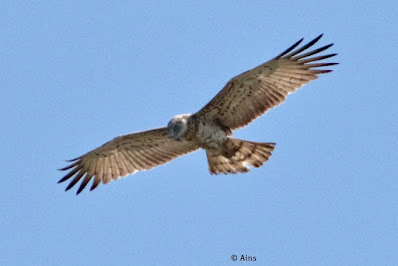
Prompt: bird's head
<box><xmin>167</xmin><ymin>114</ymin><xmax>191</xmax><ymax>140</ymax></box>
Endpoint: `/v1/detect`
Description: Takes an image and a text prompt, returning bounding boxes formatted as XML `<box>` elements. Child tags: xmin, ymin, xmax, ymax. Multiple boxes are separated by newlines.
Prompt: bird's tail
<box><xmin>206</xmin><ymin>138</ymin><xmax>276</xmax><ymax>174</ymax></box>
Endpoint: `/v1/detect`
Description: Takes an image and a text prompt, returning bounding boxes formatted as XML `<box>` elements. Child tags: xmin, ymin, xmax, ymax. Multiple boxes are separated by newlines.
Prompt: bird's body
<box><xmin>59</xmin><ymin>34</ymin><xmax>338</xmax><ymax>194</ymax></box>
<box><xmin>191</xmin><ymin>115</ymin><xmax>230</xmax><ymax>149</ymax></box>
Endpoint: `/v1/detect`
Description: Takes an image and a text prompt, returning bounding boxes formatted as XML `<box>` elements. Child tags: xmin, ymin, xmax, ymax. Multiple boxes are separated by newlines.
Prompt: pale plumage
<box><xmin>59</xmin><ymin>128</ymin><xmax>199</xmax><ymax>194</ymax></box>
<box><xmin>59</xmin><ymin>34</ymin><xmax>337</xmax><ymax>194</ymax></box>
<box><xmin>196</xmin><ymin>34</ymin><xmax>336</xmax><ymax>130</ymax></box>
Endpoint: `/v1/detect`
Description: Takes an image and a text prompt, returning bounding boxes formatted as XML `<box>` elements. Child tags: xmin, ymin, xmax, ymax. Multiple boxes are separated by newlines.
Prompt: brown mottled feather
<box><xmin>196</xmin><ymin>34</ymin><xmax>338</xmax><ymax>130</ymax></box>
<box><xmin>59</xmin><ymin>127</ymin><xmax>199</xmax><ymax>194</ymax></box>
<box><xmin>207</xmin><ymin>139</ymin><xmax>275</xmax><ymax>174</ymax></box>
<box><xmin>59</xmin><ymin>35</ymin><xmax>337</xmax><ymax>194</ymax></box>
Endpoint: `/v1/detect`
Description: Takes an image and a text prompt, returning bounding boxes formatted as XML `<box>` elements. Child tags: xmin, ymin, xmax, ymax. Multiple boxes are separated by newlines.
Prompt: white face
<box><xmin>167</xmin><ymin>114</ymin><xmax>190</xmax><ymax>140</ymax></box>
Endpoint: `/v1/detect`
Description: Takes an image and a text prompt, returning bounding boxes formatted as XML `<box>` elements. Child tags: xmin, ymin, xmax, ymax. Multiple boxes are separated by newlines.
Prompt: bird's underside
<box><xmin>59</xmin><ymin>34</ymin><xmax>338</xmax><ymax>194</ymax></box>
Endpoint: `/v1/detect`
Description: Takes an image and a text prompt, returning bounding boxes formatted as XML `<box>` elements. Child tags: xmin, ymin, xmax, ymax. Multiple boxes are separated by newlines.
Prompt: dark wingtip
<box><xmin>308</xmin><ymin>34</ymin><xmax>324</xmax><ymax>48</ymax></box>
<box><xmin>316</xmin><ymin>69</ymin><xmax>333</xmax><ymax>74</ymax></box>
<box><xmin>323</xmin><ymin>43</ymin><xmax>334</xmax><ymax>50</ymax></box>
<box><xmin>274</xmin><ymin>37</ymin><xmax>304</xmax><ymax>59</ymax></box>
<box><xmin>323</xmin><ymin>54</ymin><xmax>338</xmax><ymax>61</ymax></box>
<box><xmin>57</xmin><ymin>167</ymin><xmax>79</xmax><ymax>184</ymax></box>
<box><xmin>312</xmin><ymin>34</ymin><xmax>324</xmax><ymax>44</ymax></box>
<box><xmin>66</xmin><ymin>157</ymin><xmax>81</xmax><ymax>162</ymax></box>
<box><xmin>322</xmin><ymin>62</ymin><xmax>339</xmax><ymax>66</ymax></box>
<box><xmin>58</xmin><ymin>176</ymin><xmax>70</xmax><ymax>184</ymax></box>
<box><xmin>76</xmin><ymin>176</ymin><xmax>92</xmax><ymax>195</ymax></box>
<box><xmin>90</xmin><ymin>178</ymin><xmax>101</xmax><ymax>191</ymax></box>
<box><xmin>58</xmin><ymin>162</ymin><xmax>78</xmax><ymax>171</ymax></box>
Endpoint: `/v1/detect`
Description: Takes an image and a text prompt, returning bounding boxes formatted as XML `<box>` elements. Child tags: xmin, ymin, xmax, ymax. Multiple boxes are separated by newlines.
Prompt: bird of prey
<box><xmin>59</xmin><ymin>34</ymin><xmax>337</xmax><ymax>194</ymax></box>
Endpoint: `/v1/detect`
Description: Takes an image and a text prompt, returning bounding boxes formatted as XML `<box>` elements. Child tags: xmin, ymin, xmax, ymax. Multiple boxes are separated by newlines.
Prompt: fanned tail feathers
<box><xmin>206</xmin><ymin>138</ymin><xmax>275</xmax><ymax>174</ymax></box>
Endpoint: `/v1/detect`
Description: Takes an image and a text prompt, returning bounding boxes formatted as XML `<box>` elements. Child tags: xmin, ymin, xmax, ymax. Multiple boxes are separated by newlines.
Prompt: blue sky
<box><xmin>1</xmin><ymin>1</ymin><xmax>397</xmax><ymax>265</ymax></box>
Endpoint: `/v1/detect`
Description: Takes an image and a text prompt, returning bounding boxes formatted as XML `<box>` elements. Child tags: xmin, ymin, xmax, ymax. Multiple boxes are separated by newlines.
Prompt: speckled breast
<box><xmin>195</xmin><ymin>119</ymin><xmax>228</xmax><ymax>149</ymax></box>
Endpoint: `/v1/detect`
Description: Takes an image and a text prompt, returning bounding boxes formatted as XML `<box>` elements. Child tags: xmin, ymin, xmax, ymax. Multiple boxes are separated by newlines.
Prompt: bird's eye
<box><xmin>173</xmin><ymin>123</ymin><xmax>181</xmax><ymax>133</ymax></box>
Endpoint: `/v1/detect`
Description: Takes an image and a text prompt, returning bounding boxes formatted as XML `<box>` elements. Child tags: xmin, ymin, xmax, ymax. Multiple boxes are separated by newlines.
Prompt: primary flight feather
<box><xmin>59</xmin><ymin>34</ymin><xmax>338</xmax><ymax>194</ymax></box>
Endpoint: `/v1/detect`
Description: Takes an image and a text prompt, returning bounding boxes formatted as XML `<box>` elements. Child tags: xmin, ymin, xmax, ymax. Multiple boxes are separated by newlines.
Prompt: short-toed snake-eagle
<box><xmin>59</xmin><ymin>34</ymin><xmax>337</xmax><ymax>194</ymax></box>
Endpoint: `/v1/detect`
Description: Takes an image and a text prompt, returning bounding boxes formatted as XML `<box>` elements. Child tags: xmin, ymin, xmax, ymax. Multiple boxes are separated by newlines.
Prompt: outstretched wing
<box><xmin>58</xmin><ymin>127</ymin><xmax>199</xmax><ymax>194</ymax></box>
<box><xmin>196</xmin><ymin>34</ymin><xmax>338</xmax><ymax>130</ymax></box>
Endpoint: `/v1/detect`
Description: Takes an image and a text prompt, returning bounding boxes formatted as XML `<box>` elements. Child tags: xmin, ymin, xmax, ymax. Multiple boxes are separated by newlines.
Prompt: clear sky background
<box><xmin>1</xmin><ymin>1</ymin><xmax>397</xmax><ymax>265</ymax></box>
